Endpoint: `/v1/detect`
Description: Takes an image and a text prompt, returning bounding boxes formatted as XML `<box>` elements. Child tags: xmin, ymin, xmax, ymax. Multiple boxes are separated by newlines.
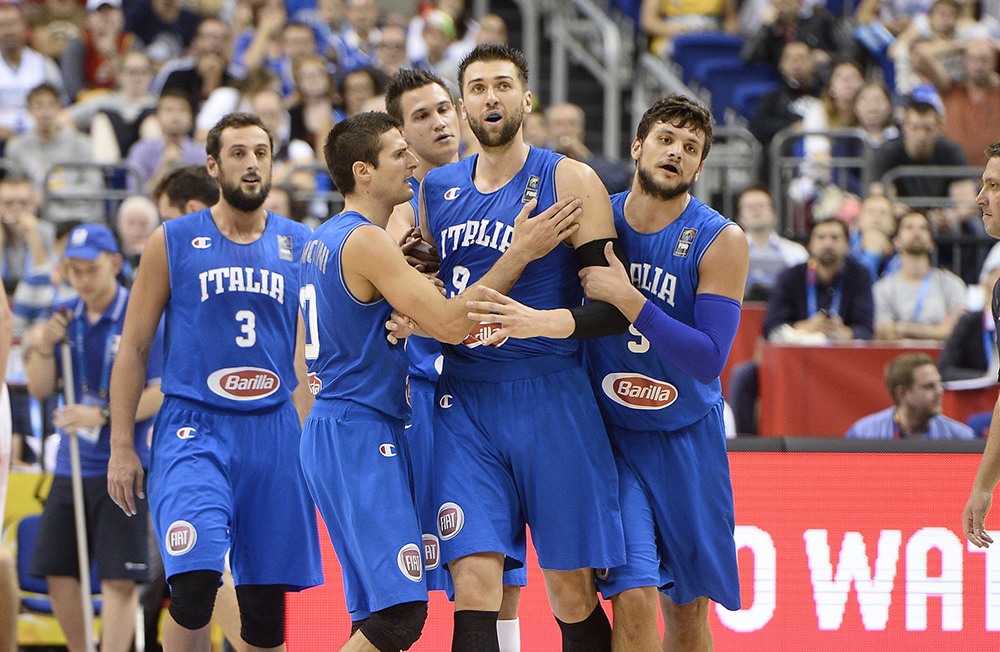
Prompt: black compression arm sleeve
<box><xmin>568</xmin><ymin>238</ymin><xmax>632</xmax><ymax>339</ymax></box>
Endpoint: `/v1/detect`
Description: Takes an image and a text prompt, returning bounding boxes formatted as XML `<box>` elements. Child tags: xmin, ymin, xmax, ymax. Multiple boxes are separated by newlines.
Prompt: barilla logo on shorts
<box><xmin>422</xmin><ymin>534</ymin><xmax>440</xmax><ymax>570</ymax></box>
<box><xmin>462</xmin><ymin>322</ymin><xmax>507</xmax><ymax>348</ymax></box>
<box><xmin>307</xmin><ymin>372</ymin><xmax>322</xmax><ymax>395</ymax></box>
<box><xmin>191</xmin><ymin>237</ymin><xmax>211</xmax><ymax>249</ymax></box>
<box><xmin>207</xmin><ymin>367</ymin><xmax>280</xmax><ymax>401</ymax></box>
<box><xmin>601</xmin><ymin>372</ymin><xmax>678</xmax><ymax>410</ymax></box>
<box><xmin>397</xmin><ymin>543</ymin><xmax>424</xmax><ymax>582</ymax></box>
<box><xmin>176</xmin><ymin>427</ymin><xmax>196</xmax><ymax>440</ymax></box>
<box><xmin>438</xmin><ymin>502</ymin><xmax>464</xmax><ymax>540</ymax></box>
<box><xmin>166</xmin><ymin>520</ymin><xmax>197</xmax><ymax>556</ymax></box>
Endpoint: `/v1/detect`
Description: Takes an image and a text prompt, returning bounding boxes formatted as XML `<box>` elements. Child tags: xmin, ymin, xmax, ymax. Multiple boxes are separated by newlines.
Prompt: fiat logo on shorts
<box><xmin>422</xmin><ymin>534</ymin><xmax>440</xmax><ymax>570</ymax></box>
<box><xmin>165</xmin><ymin>520</ymin><xmax>197</xmax><ymax>556</ymax></box>
<box><xmin>437</xmin><ymin>502</ymin><xmax>464</xmax><ymax>540</ymax></box>
<box><xmin>397</xmin><ymin>543</ymin><xmax>423</xmax><ymax>582</ymax></box>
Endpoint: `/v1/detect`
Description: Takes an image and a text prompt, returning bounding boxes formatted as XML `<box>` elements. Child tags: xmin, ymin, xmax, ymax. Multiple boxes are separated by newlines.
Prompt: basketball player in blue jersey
<box><xmin>467</xmin><ymin>95</ymin><xmax>748</xmax><ymax>651</ymax></box>
<box><xmin>298</xmin><ymin>111</ymin><xmax>581</xmax><ymax>652</ymax></box>
<box><xmin>106</xmin><ymin>113</ymin><xmax>323</xmax><ymax>652</ymax></box>
<box><xmin>383</xmin><ymin>69</ymin><xmax>527</xmax><ymax>652</ymax></box>
<box><xmin>418</xmin><ymin>43</ymin><xmax>630</xmax><ymax>652</ymax></box>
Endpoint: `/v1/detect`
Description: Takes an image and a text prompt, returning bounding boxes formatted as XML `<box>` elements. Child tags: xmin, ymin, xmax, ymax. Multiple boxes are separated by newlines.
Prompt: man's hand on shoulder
<box><xmin>506</xmin><ymin>197</ymin><xmax>582</xmax><ymax>264</ymax></box>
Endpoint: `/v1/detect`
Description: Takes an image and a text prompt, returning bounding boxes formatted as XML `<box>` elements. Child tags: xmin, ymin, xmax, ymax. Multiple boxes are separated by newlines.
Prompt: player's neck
<box><xmin>623</xmin><ymin>185</ymin><xmax>690</xmax><ymax>234</ymax></box>
<box><xmin>472</xmin><ymin>139</ymin><xmax>530</xmax><ymax>194</ymax></box>
<box><xmin>210</xmin><ymin>203</ymin><xmax>268</xmax><ymax>243</ymax></box>
<box><xmin>344</xmin><ymin>194</ymin><xmax>392</xmax><ymax>229</ymax></box>
<box><xmin>414</xmin><ymin>153</ymin><xmax>459</xmax><ymax>182</ymax></box>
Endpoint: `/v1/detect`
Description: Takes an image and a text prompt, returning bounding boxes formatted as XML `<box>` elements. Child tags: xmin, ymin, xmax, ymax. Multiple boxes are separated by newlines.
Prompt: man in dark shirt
<box><xmin>869</xmin><ymin>100</ymin><xmax>975</xmax><ymax>201</ymax></box>
<box><xmin>763</xmin><ymin>218</ymin><xmax>875</xmax><ymax>340</ymax></box>
<box><xmin>728</xmin><ymin>218</ymin><xmax>873</xmax><ymax>433</ymax></box>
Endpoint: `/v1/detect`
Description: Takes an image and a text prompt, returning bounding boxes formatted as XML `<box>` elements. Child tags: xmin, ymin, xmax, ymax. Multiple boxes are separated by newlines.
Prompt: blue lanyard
<box><xmin>910</xmin><ymin>272</ymin><xmax>933</xmax><ymax>323</ymax></box>
<box><xmin>806</xmin><ymin>260</ymin><xmax>842</xmax><ymax>317</ymax></box>
<box><xmin>70</xmin><ymin>292</ymin><xmax>123</xmax><ymax>402</ymax></box>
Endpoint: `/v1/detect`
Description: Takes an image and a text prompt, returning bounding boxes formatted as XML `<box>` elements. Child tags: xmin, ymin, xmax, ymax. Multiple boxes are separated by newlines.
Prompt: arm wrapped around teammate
<box><xmin>569</xmin><ymin>238</ymin><xmax>631</xmax><ymax>338</ymax></box>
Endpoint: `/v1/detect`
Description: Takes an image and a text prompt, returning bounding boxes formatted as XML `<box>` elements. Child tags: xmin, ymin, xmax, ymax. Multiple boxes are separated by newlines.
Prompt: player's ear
<box><xmin>352</xmin><ymin>160</ymin><xmax>370</xmax><ymax>186</ymax></box>
<box><xmin>523</xmin><ymin>90</ymin><xmax>532</xmax><ymax>112</ymax></box>
<box><xmin>630</xmin><ymin>137</ymin><xmax>642</xmax><ymax>162</ymax></box>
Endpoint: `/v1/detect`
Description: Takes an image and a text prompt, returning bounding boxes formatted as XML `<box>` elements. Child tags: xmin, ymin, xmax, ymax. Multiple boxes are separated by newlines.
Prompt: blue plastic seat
<box><xmin>16</xmin><ymin>514</ymin><xmax>102</xmax><ymax>615</ymax></box>
<box><xmin>671</xmin><ymin>33</ymin><xmax>745</xmax><ymax>85</ymax></box>
<box><xmin>967</xmin><ymin>411</ymin><xmax>992</xmax><ymax>438</ymax></box>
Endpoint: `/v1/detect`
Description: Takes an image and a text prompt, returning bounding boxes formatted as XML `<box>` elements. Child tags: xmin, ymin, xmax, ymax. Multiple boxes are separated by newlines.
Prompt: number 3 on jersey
<box><xmin>299</xmin><ymin>284</ymin><xmax>320</xmax><ymax>360</ymax></box>
<box><xmin>235</xmin><ymin>310</ymin><xmax>256</xmax><ymax>347</ymax></box>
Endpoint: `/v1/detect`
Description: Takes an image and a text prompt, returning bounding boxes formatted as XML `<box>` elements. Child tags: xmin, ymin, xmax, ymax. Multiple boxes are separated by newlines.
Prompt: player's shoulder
<box><xmin>424</xmin><ymin>155</ymin><xmax>474</xmax><ymax>189</ymax></box>
<box><xmin>267</xmin><ymin>211</ymin><xmax>312</xmax><ymax>238</ymax></box>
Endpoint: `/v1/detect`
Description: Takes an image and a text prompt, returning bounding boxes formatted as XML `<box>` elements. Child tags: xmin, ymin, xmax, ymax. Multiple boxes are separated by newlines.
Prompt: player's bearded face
<box><xmin>468</xmin><ymin>101</ymin><xmax>524</xmax><ymax>148</ymax></box>
<box><xmin>219</xmin><ymin>164</ymin><xmax>272</xmax><ymax>212</ymax></box>
<box><xmin>636</xmin><ymin>156</ymin><xmax>693</xmax><ymax>202</ymax></box>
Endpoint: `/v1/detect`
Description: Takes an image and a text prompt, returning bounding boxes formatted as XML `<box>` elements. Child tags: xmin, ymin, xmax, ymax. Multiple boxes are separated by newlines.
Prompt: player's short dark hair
<box><xmin>323</xmin><ymin>111</ymin><xmax>401</xmax><ymax>195</ymax></box>
<box><xmin>458</xmin><ymin>43</ymin><xmax>529</xmax><ymax>94</ymax></box>
<box><xmin>385</xmin><ymin>69</ymin><xmax>452</xmax><ymax>123</ymax></box>
<box><xmin>153</xmin><ymin>165</ymin><xmax>220</xmax><ymax>209</ymax></box>
<box><xmin>884</xmin><ymin>352</ymin><xmax>937</xmax><ymax>404</ymax></box>
<box><xmin>986</xmin><ymin>142</ymin><xmax>1000</xmax><ymax>161</ymax></box>
<box><xmin>635</xmin><ymin>94</ymin><xmax>714</xmax><ymax>162</ymax></box>
<box><xmin>27</xmin><ymin>82</ymin><xmax>60</xmax><ymax>105</ymax></box>
<box><xmin>205</xmin><ymin>113</ymin><xmax>275</xmax><ymax>162</ymax></box>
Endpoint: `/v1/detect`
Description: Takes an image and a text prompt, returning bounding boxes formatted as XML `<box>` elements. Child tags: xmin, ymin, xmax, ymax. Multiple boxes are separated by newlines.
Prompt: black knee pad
<box><xmin>359</xmin><ymin>601</ymin><xmax>427</xmax><ymax>652</ymax></box>
<box><xmin>168</xmin><ymin>570</ymin><xmax>222</xmax><ymax>631</ymax></box>
<box><xmin>236</xmin><ymin>584</ymin><xmax>287</xmax><ymax>648</ymax></box>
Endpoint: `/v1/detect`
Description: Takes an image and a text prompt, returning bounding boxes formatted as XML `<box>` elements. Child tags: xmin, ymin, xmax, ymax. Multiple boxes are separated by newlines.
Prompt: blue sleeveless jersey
<box><xmin>586</xmin><ymin>192</ymin><xmax>731</xmax><ymax>431</ymax></box>
<box><xmin>161</xmin><ymin>209</ymin><xmax>310</xmax><ymax>411</ymax></box>
<box><xmin>423</xmin><ymin>147</ymin><xmax>581</xmax><ymax>363</ymax></box>
<box><xmin>406</xmin><ymin>176</ymin><xmax>443</xmax><ymax>381</ymax></box>
<box><xmin>299</xmin><ymin>211</ymin><xmax>410</xmax><ymax>420</ymax></box>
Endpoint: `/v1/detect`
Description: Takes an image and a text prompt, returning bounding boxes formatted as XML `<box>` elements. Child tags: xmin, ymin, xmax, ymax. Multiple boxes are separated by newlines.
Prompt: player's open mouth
<box><xmin>242</xmin><ymin>175</ymin><xmax>260</xmax><ymax>184</ymax></box>
<box><xmin>661</xmin><ymin>163</ymin><xmax>679</xmax><ymax>175</ymax></box>
<box><xmin>435</xmin><ymin>133</ymin><xmax>453</xmax><ymax>142</ymax></box>
<box><xmin>485</xmin><ymin>113</ymin><xmax>502</xmax><ymax>123</ymax></box>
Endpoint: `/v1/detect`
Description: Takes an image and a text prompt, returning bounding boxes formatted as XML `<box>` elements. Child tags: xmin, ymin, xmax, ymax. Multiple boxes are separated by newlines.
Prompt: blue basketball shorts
<box><xmin>300</xmin><ymin>399</ymin><xmax>428</xmax><ymax>620</ymax></box>
<box><xmin>432</xmin><ymin>354</ymin><xmax>625</xmax><ymax>573</ymax></box>
<box><xmin>148</xmin><ymin>397</ymin><xmax>323</xmax><ymax>591</ymax></box>
<box><xmin>407</xmin><ymin>376</ymin><xmax>527</xmax><ymax>595</ymax></box>
<box><xmin>596</xmin><ymin>401</ymin><xmax>741</xmax><ymax>611</ymax></box>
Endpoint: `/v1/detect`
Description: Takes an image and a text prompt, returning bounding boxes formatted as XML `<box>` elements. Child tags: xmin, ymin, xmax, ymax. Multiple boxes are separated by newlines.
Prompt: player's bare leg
<box><xmin>660</xmin><ymin>594</ymin><xmax>712</xmax><ymax>652</ymax></box>
<box><xmin>543</xmin><ymin>568</ymin><xmax>612</xmax><ymax>651</ymax></box>
<box><xmin>611</xmin><ymin>586</ymin><xmax>661</xmax><ymax>652</ymax></box>
<box><xmin>450</xmin><ymin>552</ymin><xmax>505</xmax><ymax>651</ymax></box>
<box><xmin>497</xmin><ymin>584</ymin><xmax>521</xmax><ymax>652</ymax></box>
<box><xmin>213</xmin><ymin>569</ymin><xmax>249</xmax><ymax>652</ymax></box>
<box><xmin>162</xmin><ymin>616</ymin><xmax>211</xmax><ymax>652</ymax></box>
